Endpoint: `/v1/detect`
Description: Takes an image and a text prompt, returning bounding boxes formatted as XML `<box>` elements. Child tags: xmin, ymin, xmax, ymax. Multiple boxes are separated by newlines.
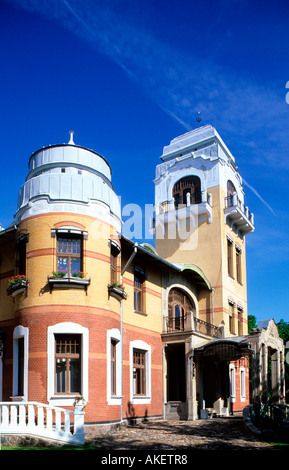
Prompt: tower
<box><xmin>154</xmin><ymin>125</ymin><xmax>255</xmax><ymax>337</ymax></box>
<box><xmin>4</xmin><ymin>132</ymin><xmax>123</xmax><ymax>422</ymax></box>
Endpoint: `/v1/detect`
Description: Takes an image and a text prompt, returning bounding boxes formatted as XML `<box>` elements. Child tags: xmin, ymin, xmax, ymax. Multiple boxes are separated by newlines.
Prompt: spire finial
<box><xmin>196</xmin><ymin>112</ymin><xmax>202</xmax><ymax>127</ymax></box>
<box><xmin>68</xmin><ymin>130</ymin><xmax>75</xmax><ymax>145</ymax></box>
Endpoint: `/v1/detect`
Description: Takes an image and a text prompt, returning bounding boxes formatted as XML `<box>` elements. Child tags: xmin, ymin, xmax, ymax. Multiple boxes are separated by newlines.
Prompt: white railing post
<box><xmin>19</xmin><ymin>404</ymin><xmax>26</xmax><ymax>427</ymax></box>
<box><xmin>64</xmin><ymin>411</ymin><xmax>71</xmax><ymax>437</ymax></box>
<box><xmin>28</xmin><ymin>403</ymin><xmax>35</xmax><ymax>427</ymax></box>
<box><xmin>46</xmin><ymin>407</ymin><xmax>53</xmax><ymax>432</ymax></box>
<box><xmin>2</xmin><ymin>404</ymin><xmax>9</xmax><ymax>426</ymax></box>
<box><xmin>55</xmin><ymin>409</ymin><xmax>62</xmax><ymax>432</ymax></box>
<box><xmin>11</xmin><ymin>405</ymin><xmax>17</xmax><ymax>426</ymax></box>
<box><xmin>37</xmin><ymin>405</ymin><xmax>45</xmax><ymax>429</ymax></box>
<box><xmin>73</xmin><ymin>405</ymin><xmax>85</xmax><ymax>443</ymax></box>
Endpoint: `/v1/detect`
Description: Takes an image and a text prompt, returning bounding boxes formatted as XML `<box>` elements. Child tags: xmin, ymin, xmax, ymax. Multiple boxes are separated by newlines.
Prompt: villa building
<box><xmin>0</xmin><ymin>125</ymin><xmax>285</xmax><ymax>431</ymax></box>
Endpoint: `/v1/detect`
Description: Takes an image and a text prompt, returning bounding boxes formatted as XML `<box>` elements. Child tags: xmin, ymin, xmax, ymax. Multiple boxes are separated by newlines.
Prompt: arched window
<box><xmin>168</xmin><ymin>288</ymin><xmax>195</xmax><ymax>331</ymax></box>
<box><xmin>227</xmin><ymin>181</ymin><xmax>236</xmax><ymax>207</ymax></box>
<box><xmin>172</xmin><ymin>176</ymin><xmax>201</xmax><ymax>208</ymax></box>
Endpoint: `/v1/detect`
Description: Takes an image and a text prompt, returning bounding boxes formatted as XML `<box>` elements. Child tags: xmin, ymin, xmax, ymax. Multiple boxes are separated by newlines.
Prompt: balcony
<box><xmin>156</xmin><ymin>190</ymin><xmax>212</xmax><ymax>223</ymax></box>
<box><xmin>162</xmin><ymin>312</ymin><xmax>223</xmax><ymax>338</ymax></box>
<box><xmin>224</xmin><ymin>194</ymin><xmax>254</xmax><ymax>235</ymax></box>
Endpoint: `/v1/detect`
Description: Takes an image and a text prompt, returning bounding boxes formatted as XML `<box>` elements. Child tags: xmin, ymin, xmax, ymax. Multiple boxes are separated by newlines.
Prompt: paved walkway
<box><xmin>86</xmin><ymin>416</ymin><xmax>280</xmax><ymax>451</ymax></box>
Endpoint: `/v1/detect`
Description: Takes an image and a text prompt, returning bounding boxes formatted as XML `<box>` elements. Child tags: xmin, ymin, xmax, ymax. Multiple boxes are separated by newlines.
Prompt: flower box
<box><xmin>48</xmin><ymin>276</ymin><xmax>90</xmax><ymax>293</ymax></box>
<box><xmin>108</xmin><ymin>283</ymin><xmax>127</xmax><ymax>300</ymax></box>
<box><xmin>7</xmin><ymin>276</ymin><xmax>28</xmax><ymax>297</ymax></box>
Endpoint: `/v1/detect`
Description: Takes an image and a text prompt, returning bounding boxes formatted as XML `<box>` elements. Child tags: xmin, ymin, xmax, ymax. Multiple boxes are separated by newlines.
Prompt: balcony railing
<box><xmin>157</xmin><ymin>190</ymin><xmax>211</xmax><ymax>215</ymax></box>
<box><xmin>224</xmin><ymin>194</ymin><xmax>254</xmax><ymax>235</ymax></box>
<box><xmin>163</xmin><ymin>312</ymin><xmax>223</xmax><ymax>338</ymax></box>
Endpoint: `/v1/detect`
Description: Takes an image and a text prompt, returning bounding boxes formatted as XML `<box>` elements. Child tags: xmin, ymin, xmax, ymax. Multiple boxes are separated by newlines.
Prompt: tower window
<box><xmin>110</xmin><ymin>242</ymin><xmax>120</xmax><ymax>284</ymax></box>
<box><xmin>236</xmin><ymin>246</ymin><xmax>242</xmax><ymax>284</ymax></box>
<box><xmin>57</xmin><ymin>234</ymin><xmax>83</xmax><ymax>277</ymax></box>
<box><xmin>16</xmin><ymin>236</ymin><xmax>27</xmax><ymax>276</ymax></box>
<box><xmin>227</xmin><ymin>181</ymin><xmax>236</xmax><ymax>207</ymax></box>
<box><xmin>227</xmin><ymin>237</ymin><xmax>233</xmax><ymax>278</ymax></box>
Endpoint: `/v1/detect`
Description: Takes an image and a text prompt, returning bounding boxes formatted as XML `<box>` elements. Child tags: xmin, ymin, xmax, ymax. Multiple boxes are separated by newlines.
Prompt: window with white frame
<box><xmin>13</xmin><ymin>326</ymin><xmax>29</xmax><ymax>400</ymax></box>
<box><xmin>107</xmin><ymin>329</ymin><xmax>121</xmax><ymax>405</ymax></box>
<box><xmin>229</xmin><ymin>364</ymin><xmax>236</xmax><ymax>402</ymax></box>
<box><xmin>47</xmin><ymin>322</ymin><xmax>88</xmax><ymax>406</ymax></box>
<box><xmin>130</xmin><ymin>340</ymin><xmax>151</xmax><ymax>404</ymax></box>
<box><xmin>240</xmin><ymin>367</ymin><xmax>246</xmax><ymax>401</ymax></box>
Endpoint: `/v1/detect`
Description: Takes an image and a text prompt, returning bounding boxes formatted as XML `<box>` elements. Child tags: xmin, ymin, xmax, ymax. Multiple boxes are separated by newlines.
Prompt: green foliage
<box><xmin>277</xmin><ymin>319</ymin><xmax>289</xmax><ymax>344</ymax></box>
<box><xmin>248</xmin><ymin>314</ymin><xmax>257</xmax><ymax>333</ymax></box>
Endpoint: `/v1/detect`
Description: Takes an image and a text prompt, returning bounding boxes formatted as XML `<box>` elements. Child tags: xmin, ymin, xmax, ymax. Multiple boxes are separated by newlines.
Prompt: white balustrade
<box><xmin>0</xmin><ymin>402</ymin><xmax>85</xmax><ymax>446</ymax></box>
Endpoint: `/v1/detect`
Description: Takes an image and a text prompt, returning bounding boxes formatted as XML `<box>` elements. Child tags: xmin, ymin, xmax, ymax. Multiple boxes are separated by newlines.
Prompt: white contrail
<box><xmin>243</xmin><ymin>178</ymin><xmax>276</xmax><ymax>216</ymax></box>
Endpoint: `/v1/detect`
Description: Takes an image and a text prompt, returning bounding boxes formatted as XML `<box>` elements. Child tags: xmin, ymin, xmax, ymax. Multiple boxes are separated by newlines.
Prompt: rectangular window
<box><xmin>16</xmin><ymin>237</ymin><xmax>27</xmax><ymax>276</ymax></box>
<box><xmin>229</xmin><ymin>303</ymin><xmax>234</xmax><ymax>334</ymax></box>
<box><xmin>133</xmin><ymin>349</ymin><xmax>146</xmax><ymax>396</ymax></box>
<box><xmin>227</xmin><ymin>238</ymin><xmax>233</xmax><ymax>277</ymax></box>
<box><xmin>111</xmin><ymin>339</ymin><xmax>117</xmax><ymax>395</ymax></box>
<box><xmin>230</xmin><ymin>366</ymin><xmax>236</xmax><ymax>399</ymax></box>
<box><xmin>240</xmin><ymin>368</ymin><xmax>246</xmax><ymax>400</ymax></box>
<box><xmin>134</xmin><ymin>272</ymin><xmax>145</xmax><ymax>313</ymax></box>
<box><xmin>55</xmin><ymin>334</ymin><xmax>81</xmax><ymax>394</ymax></box>
<box><xmin>236</xmin><ymin>247</ymin><xmax>242</xmax><ymax>284</ymax></box>
<box><xmin>57</xmin><ymin>234</ymin><xmax>82</xmax><ymax>277</ymax></box>
<box><xmin>110</xmin><ymin>245</ymin><xmax>119</xmax><ymax>284</ymax></box>
<box><xmin>238</xmin><ymin>307</ymin><xmax>242</xmax><ymax>335</ymax></box>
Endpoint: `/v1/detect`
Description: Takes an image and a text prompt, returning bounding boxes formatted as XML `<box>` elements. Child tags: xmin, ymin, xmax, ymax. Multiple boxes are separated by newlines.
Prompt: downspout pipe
<box><xmin>120</xmin><ymin>243</ymin><xmax>138</xmax><ymax>423</ymax></box>
<box><xmin>211</xmin><ymin>287</ymin><xmax>214</xmax><ymax>333</ymax></box>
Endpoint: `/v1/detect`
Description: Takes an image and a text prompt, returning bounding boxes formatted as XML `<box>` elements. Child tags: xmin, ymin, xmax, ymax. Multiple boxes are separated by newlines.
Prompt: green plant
<box><xmin>111</xmin><ymin>281</ymin><xmax>125</xmax><ymax>291</ymax></box>
<box><xmin>52</xmin><ymin>270</ymin><xmax>67</xmax><ymax>278</ymax></box>
<box><xmin>72</xmin><ymin>271</ymin><xmax>86</xmax><ymax>278</ymax></box>
<box><xmin>7</xmin><ymin>275</ymin><xmax>27</xmax><ymax>287</ymax></box>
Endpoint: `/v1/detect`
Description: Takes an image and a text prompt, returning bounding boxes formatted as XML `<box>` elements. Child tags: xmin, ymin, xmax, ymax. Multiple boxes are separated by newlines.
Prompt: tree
<box><xmin>277</xmin><ymin>319</ymin><xmax>289</xmax><ymax>344</ymax></box>
<box><xmin>248</xmin><ymin>314</ymin><xmax>257</xmax><ymax>333</ymax></box>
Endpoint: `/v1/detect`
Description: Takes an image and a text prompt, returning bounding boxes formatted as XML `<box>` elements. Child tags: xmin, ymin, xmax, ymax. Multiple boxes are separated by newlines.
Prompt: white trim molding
<box><xmin>12</xmin><ymin>326</ymin><xmax>29</xmax><ymax>401</ymax></box>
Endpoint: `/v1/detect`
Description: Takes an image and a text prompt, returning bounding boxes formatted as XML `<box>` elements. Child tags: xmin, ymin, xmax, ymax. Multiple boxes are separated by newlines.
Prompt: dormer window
<box><xmin>172</xmin><ymin>176</ymin><xmax>201</xmax><ymax>208</ymax></box>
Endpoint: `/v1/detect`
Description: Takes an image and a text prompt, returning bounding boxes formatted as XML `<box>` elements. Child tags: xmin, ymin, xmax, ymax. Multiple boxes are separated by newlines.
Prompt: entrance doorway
<box><xmin>165</xmin><ymin>343</ymin><xmax>187</xmax><ymax>419</ymax></box>
<box><xmin>202</xmin><ymin>357</ymin><xmax>229</xmax><ymax>408</ymax></box>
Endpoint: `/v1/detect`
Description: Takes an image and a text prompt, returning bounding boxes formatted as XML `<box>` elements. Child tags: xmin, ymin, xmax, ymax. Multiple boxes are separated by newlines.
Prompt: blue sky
<box><xmin>1</xmin><ymin>0</ymin><xmax>289</xmax><ymax>325</ymax></box>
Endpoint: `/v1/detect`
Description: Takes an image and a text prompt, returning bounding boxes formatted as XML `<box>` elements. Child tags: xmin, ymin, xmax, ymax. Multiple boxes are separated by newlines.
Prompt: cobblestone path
<box><xmin>86</xmin><ymin>417</ymin><xmax>279</xmax><ymax>451</ymax></box>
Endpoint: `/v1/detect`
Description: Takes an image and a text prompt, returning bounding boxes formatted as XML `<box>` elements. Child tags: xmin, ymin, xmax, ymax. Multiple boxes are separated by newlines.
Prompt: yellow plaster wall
<box><xmin>122</xmin><ymin>265</ymin><xmax>163</xmax><ymax>333</ymax></box>
<box><xmin>8</xmin><ymin>213</ymin><xmax>121</xmax><ymax>314</ymax></box>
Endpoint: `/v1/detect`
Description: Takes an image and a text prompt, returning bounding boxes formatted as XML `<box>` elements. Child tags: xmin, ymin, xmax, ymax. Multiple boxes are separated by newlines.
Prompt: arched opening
<box><xmin>172</xmin><ymin>176</ymin><xmax>201</xmax><ymax>208</ymax></box>
<box><xmin>227</xmin><ymin>180</ymin><xmax>236</xmax><ymax>207</ymax></box>
<box><xmin>168</xmin><ymin>287</ymin><xmax>195</xmax><ymax>331</ymax></box>
<box><xmin>165</xmin><ymin>288</ymin><xmax>196</xmax><ymax>419</ymax></box>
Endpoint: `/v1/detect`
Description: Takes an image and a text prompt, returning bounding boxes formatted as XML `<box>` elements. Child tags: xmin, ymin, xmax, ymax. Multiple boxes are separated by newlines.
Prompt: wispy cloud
<box><xmin>6</xmin><ymin>0</ymin><xmax>289</xmax><ymax>173</ymax></box>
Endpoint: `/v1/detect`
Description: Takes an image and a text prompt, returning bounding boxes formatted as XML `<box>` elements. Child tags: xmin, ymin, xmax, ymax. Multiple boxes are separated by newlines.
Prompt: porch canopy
<box><xmin>193</xmin><ymin>337</ymin><xmax>252</xmax><ymax>361</ymax></box>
